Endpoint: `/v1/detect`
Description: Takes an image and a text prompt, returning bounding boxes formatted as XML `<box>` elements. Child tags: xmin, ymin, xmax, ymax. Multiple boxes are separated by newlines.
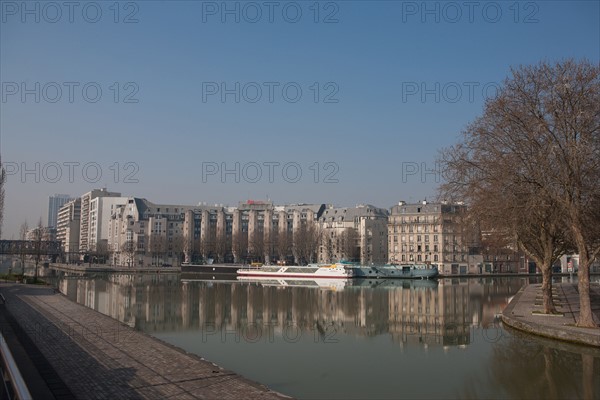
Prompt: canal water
<box><xmin>49</xmin><ymin>272</ymin><xmax>599</xmax><ymax>399</ymax></box>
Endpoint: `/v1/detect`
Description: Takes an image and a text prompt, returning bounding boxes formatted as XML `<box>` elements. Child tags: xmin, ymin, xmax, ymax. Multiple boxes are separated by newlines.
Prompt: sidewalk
<box><xmin>502</xmin><ymin>282</ymin><xmax>600</xmax><ymax>347</ymax></box>
<box><xmin>0</xmin><ymin>284</ymin><xmax>288</xmax><ymax>399</ymax></box>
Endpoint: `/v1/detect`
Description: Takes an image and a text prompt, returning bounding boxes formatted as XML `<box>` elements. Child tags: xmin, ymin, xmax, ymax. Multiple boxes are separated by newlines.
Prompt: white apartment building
<box><xmin>79</xmin><ymin>189</ymin><xmax>122</xmax><ymax>253</ymax></box>
<box><xmin>88</xmin><ymin>196</ymin><xmax>128</xmax><ymax>252</ymax></box>
<box><xmin>56</xmin><ymin>198</ymin><xmax>81</xmax><ymax>262</ymax></box>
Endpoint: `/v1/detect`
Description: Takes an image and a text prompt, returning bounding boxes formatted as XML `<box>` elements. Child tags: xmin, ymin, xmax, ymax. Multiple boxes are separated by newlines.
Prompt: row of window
<box><xmin>391</xmin><ymin>253</ymin><xmax>467</xmax><ymax>262</ymax></box>
<box><xmin>393</xmin><ymin>235</ymin><xmax>440</xmax><ymax>243</ymax></box>
<box><xmin>391</xmin><ymin>224</ymin><xmax>440</xmax><ymax>233</ymax></box>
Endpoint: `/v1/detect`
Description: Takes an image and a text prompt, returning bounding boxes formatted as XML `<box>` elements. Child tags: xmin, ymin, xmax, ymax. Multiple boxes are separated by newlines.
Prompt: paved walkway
<box><xmin>502</xmin><ymin>282</ymin><xmax>600</xmax><ymax>347</ymax></box>
<box><xmin>50</xmin><ymin>263</ymin><xmax>181</xmax><ymax>274</ymax></box>
<box><xmin>0</xmin><ymin>284</ymin><xmax>288</xmax><ymax>399</ymax></box>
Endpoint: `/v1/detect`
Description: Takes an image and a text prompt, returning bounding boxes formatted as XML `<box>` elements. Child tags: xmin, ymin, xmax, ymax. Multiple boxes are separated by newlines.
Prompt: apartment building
<box><xmin>108</xmin><ymin>198</ymin><xmax>197</xmax><ymax>267</ymax></box>
<box><xmin>79</xmin><ymin>189</ymin><xmax>123</xmax><ymax>253</ymax></box>
<box><xmin>56</xmin><ymin>198</ymin><xmax>81</xmax><ymax>262</ymax></box>
<box><xmin>183</xmin><ymin>201</ymin><xmax>326</xmax><ymax>265</ymax></box>
<box><xmin>318</xmin><ymin>204</ymin><xmax>389</xmax><ymax>264</ymax></box>
<box><xmin>388</xmin><ymin>201</ymin><xmax>477</xmax><ymax>275</ymax></box>
<box><xmin>47</xmin><ymin>194</ymin><xmax>73</xmax><ymax>229</ymax></box>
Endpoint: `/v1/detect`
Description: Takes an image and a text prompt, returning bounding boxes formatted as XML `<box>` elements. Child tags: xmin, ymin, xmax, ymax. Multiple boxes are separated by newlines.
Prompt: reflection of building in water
<box><xmin>59</xmin><ymin>272</ymin><xmax>184</xmax><ymax>330</ymax></box>
<box><xmin>387</xmin><ymin>280</ymin><xmax>470</xmax><ymax>346</ymax></box>
<box><xmin>200</xmin><ymin>281</ymin><xmax>476</xmax><ymax>348</ymax></box>
<box><xmin>57</xmin><ymin>274</ymin><xmax>526</xmax><ymax>348</ymax></box>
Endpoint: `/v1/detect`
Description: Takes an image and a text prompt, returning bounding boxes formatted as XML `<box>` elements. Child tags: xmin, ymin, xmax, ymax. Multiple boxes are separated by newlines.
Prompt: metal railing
<box><xmin>0</xmin><ymin>306</ymin><xmax>32</xmax><ymax>400</ymax></box>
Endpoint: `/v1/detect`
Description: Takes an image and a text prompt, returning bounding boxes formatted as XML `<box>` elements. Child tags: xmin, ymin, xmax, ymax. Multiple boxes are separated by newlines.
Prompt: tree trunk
<box><xmin>541</xmin><ymin>263</ymin><xmax>557</xmax><ymax>314</ymax></box>
<box><xmin>571</xmin><ymin>224</ymin><xmax>597</xmax><ymax>328</ymax></box>
<box><xmin>576</xmin><ymin>253</ymin><xmax>596</xmax><ymax>327</ymax></box>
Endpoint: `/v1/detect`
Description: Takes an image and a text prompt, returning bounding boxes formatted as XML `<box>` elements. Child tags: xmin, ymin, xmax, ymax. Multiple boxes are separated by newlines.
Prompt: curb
<box><xmin>501</xmin><ymin>285</ymin><xmax>600</xmax><ymax>348</ymax></box>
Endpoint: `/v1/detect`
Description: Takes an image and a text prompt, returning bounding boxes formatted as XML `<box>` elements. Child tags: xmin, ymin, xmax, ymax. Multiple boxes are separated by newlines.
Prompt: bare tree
<box><xmin>19</xmin><ymin>221</ymin><xmax>28</xmax><ymax>274</ymax></box>
<box><xmin>121</xmin><ymin>240</ymin><xmax>137</xmax><ymax>268</ymax></box>
<box><xmin>524</xmin><ymin>60</ymin><xmax>600</xmax><ymax>327</ymax></box>
<box><xmin>200</xmin><ymin>234</ymin><xmax>215</xmax><ymax>263</ymax></box>
<box><xmin>276</xmin><ymin>231</ymin><xmax>291</xmax><ymax>264</ymax></box>
<box><xmin>192</xmin><ymin>236</ymin><xmax>202</xmax><ymax>263</ymax></box>
<box><xmin>0</xmin><ymin>159</ymin><xmax>5</xmax><ymax>238</ymax></box>
<box><xmin>320</xmin><ymin>230</ymin><xmax>334</xmax><ymax>263</ymax></box>
<box><xmin>32</xmin><ymin>218</ymin><xmax>44</xmax><ymax>283</ymax></box>
<box><xmin>263</xmin><ymin>230</ymin><xmax>274</xmax><ymax>264</ymax></box>
<box><xmin>89</xmin><ymin>240</ymin><xmax>110</xmax><ymax>265</ymax></box>
<box><xmin>294</xmin><ymin>223</ymin><xmax>322</xmax><ymax>264</ymax></box>
<box><xmin>170</xmin><ymin>236</ymin><xmax>185</xmax><ymax>266</ymax></box>
<box><xmin>232</xmin><ymin>232</ymin><xmax>248</xmax><ymax>263</ymax></box>
<box><xmin>340</xmin><ymin>228</ymin><xmax>360</xmax><ymax>262</ymax></box>
<box><xmin>214</xmin><ymin>234</ymin><xmax>228</xmax><ymax>264</ymax></box>
<box><xmin>439</xmin><ymin>60</ymin><xmax>598</xmax><ymax>325</ymax></box>
<box><xmin>248</xmin><ymin>230</ymin><xmax>265</xmax><ymax>262</ymax></box>
<box><xmin>148</xmin><ymin>235</ymin><xmax>167</xmax><ymax>266</ymax></box>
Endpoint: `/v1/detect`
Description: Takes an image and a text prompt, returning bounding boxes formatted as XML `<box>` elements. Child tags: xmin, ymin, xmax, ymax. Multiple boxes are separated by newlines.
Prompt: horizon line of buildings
<box><xmin>46</xmin><ymin>187</ymin><xmax>541</xmax><ymax>275</ymax></box>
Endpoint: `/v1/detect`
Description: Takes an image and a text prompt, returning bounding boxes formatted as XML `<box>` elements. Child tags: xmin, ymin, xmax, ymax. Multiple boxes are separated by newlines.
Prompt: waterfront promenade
<box><xmin>502</xmin><ymin>282</ymin><xmax>600</xmax><ymax>347</ymax></box>
<box><xmin>50</xmin><ymin>263</ymin><xmax>181</xmax><ymax>274</ymax></box>
<box><xmin>0</xmin><ymin>284</ymin><xmax>288</xmax><ymax>399</ymax></box>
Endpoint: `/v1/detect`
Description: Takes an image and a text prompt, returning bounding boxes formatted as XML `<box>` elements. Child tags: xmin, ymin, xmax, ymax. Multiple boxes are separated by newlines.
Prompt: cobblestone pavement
<box><xmin>0</xmin><ymin>284</ymin><xmax>289</xmax><ymax>399</ymax></box>
<box><xmin>502</xmin><ymin>282</ymin><xmax>600</xmax><ymax>347</ymax></box>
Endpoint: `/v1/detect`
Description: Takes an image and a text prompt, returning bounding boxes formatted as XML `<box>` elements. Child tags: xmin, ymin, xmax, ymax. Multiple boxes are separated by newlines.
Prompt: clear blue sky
<box><xmin>1</xmin><ymin>0</ymin><xmax>599</xmax><ymax>238</ymax></box>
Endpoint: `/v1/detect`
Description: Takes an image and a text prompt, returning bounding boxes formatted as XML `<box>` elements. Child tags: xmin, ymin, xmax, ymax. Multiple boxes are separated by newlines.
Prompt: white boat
<box><xmin>237</xmin><ymin>277</ymin><xmax>350</xmax><ymax>291</ymax></box>
<box><xmin>237</xmin><ymin>263</ymin><xmax>355</xmax><ymax>279</ymax></box>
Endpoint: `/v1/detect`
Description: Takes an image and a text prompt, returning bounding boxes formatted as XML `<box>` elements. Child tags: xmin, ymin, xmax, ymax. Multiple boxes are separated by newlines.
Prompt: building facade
<box><xmin>108</xmin><ymin>199</ymin><xmax>327</xmax><ymax>267</ymax></box>
<box><xmin>79</xmin><ymin>189</ymin><xmax>123</xmax><ymax>253</ymax></box>
<box><xmin>318</xmin><ymin>204</ymin><xmax>389</xmax><ymax>264</ymax></box>
<box><xmin>388</xmin><ymin>201</ymin><xmax>477</xmax><ymax>275</ymax></box>
<box><xmin>47</xmin><ymin>194</ymin><xmax>73</xmax><ymax>229</ymax></box>
<box><xmin>108</xmin><ymin>198</ymin><xmax>195</xmax><ymax>267</ymax></box>
<box><xmin>182</xmin><ymin>201</ymin><xmax>326</xmax><ymax>265</ymax></box>
<box><xmin>56</xmin><ymin>198</ymin><xmax>81</xmax><ymax>262</ymax></box>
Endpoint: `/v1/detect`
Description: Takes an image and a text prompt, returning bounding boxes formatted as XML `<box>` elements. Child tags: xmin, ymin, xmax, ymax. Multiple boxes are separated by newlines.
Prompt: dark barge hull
<box><xmin>181</xmin><ymin>264</ymin><xmax>241</xmax><ymax>274</ymax></box>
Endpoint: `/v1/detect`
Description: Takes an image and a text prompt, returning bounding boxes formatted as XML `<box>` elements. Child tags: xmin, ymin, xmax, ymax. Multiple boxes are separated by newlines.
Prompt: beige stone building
<box><xmin>388</xmin><ymin>201</ymin><xmax>477</xmax><ymax>275</ymax></box>
<box><xmin>183</xmin><ymin>201</ymin><xmax>326</xmax><ymax>265</ymax></box>
<box><xmin>108</xmin><ymin>198</ymin><xmax>197</xmax><ymax>267</ymax></box>
<box><xmin>109</xmin><ymin>198</ymin><xmax>326</xmax><ymax>267</ymax></box>
<box><xmin>318</xmin><ymin>204</ymin><xmax>389</xmax><ymax>264</ymax></box>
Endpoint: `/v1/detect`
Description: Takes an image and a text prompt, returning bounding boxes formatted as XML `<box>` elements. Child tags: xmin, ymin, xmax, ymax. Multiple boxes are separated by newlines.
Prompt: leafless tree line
<box><xmin>439</xmin><ymin>59</ymin><xmax>600</xmax><ymax>327</ymax></box>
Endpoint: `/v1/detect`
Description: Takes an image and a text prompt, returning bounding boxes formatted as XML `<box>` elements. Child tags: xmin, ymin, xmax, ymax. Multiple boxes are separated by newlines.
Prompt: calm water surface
<box><xmin>50</xmin><ymin>272</ymin><xmax>600</xmax><ymax>399</ymax></box>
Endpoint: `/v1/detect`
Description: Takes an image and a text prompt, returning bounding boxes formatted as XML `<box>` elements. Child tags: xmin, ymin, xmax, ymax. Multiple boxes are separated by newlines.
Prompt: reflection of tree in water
<box><xmin>471</xmin><ymin>331</ymin><xmax>600</xmax><ymax>400</ymax></box>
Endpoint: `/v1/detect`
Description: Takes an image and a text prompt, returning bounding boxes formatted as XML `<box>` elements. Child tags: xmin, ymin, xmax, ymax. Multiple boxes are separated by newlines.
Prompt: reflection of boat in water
<box><xmin>349</xmin><ymin>278</ymin><xmax>438</xmax><ymax>290</ymax></box>
<box><xmin>237</xmin><ymin>263</ymin><xmax>355</xmax><ymax>279</ymax></box>
<box><xmin>180</xmin><ymin>273</ymin><xmax>238</xmax><ymax>282</ymax></box>
<box><xmin>181</xmin><ymin>263</ymin><xmax>241</xmax><ymax>274</ymax></box>
<box><xmin>237</xmin><ymin>277</ymin><xmax>350</xmax><ymax>291</ymax></box>
<box><xmin>351</xmin><ymin>263</ymin><xmax>439</xmax><ymax>279</ymax></box>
